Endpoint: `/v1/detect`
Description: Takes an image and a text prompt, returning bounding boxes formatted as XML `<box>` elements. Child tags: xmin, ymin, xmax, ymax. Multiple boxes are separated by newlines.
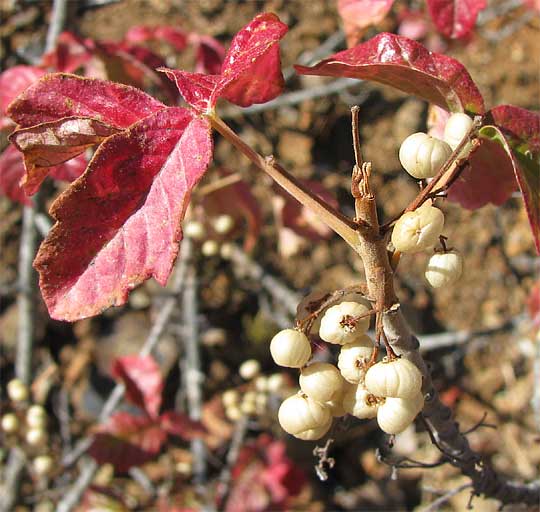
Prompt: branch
<box><xmin>420</xmin><ymin>483</ymin><xmax>472</xmax><ymax>512</ymax></box>
<box><xmin>181</xmin><ymin>253</ymin><xmax>208</xmax><ymax>489</ymax></box>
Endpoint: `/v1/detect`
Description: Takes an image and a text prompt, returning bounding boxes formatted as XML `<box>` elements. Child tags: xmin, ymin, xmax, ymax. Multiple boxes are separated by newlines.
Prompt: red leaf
<box><xmin>527</xmin><ymin>282</ymin><xmax>540</xmax><ymax>325</ymax></box>
<box><xmin>125</xmin><ymin>25</ymin><xmax>188</xmax><ymax>52</ymax></box>
<box><xmin>89</xmin><ymin>412</ymin><xmax>166</xmax><ymax>472</ymax></box>
<box><xmin>447</xmin><ymin>138</ymin><xmax>517</xmax><ymax>209</ymax></box>
<box><xmin>295</xmin><ymin>32</ymin><xmax>485</xmax><ymax>114</ymax></box>
<box><xmin>9</xmin><ymin>117</ymin><xmax>118</xmax><ymax>194</ymax></box>
<box><xmin>41</xmin><ymin>31</ymin><xmax>95</xmax><ymax>73</ymax></box>
<box><xmin>0</xmin><ymin>65</ymin><xmax>46</xmax><ymax>115</ymax></box>
<box><xmin>7</xmin><ymin>73</ymin><xmax>165</xmax><ymax>129</ymax></box>
<box><xmin>161</xmin><ymin>13</ymin><xmax>287</xmax><ymax>112</ymax></box>
<box><xmin>426</xmin><ymin>0</ymin><xmax>487</xmax><ymax>39</ymax></box>
<box><xmin>49</xmin><ymin>153</ymin><xmax>87</xmax><ymax>183</ymax></box>
<box><xmin>338</xmin><ymin>0</ymin><xmax>395</xmax><ymax>47</ymax></box>
<box><xmin>160</xmin><ymin>411</ymin><xmax>207</xmax><ymax>440</ymax></box>
<box><xmin>34</xmin><ymin>107</ymin><xmax>213</xmax><ymax>321</ymax></box>
<box><xmin>112</xmin><ymin>355</ymin><xmax>163</xmax><ymax>418</ymax></box>
<box><xmin>0</xmin><ymin>145</ymin><xmax>31</xmax><ymax>205</ymax></box>
<box><xmin>489</xmin><ymin>105</ymin><xmax>540</xmax><ymax>154</ymax></box>
<box><xmin>192</xmin><ymin>35</ymin><xmax>226</xmax><ymax>74</ymax></box>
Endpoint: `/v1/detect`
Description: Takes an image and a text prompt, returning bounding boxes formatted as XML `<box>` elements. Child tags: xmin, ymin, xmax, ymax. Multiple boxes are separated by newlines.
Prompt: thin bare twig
<box><xmin>45</xmin><ymin>0</ymin><xmax>68</xmax><ymax>53</ymax></box>
<box><xmin>420</xmin><ymin>483</ymin><xmax>473</xmax><ymax>512</ymax></box>
<box><xmin>181</xmin><ymin>255</ymin><xmax>208</xmax><ymax>490</ymax></box>
<box><xmin>216</xmin><ymin>415</ymin><xmax>249</xmax><ymax>509</ymax></box>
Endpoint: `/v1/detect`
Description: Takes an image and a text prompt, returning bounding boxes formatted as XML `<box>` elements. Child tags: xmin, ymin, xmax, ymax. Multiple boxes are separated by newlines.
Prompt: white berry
<box><xmin>1</xmin><ymin>413</ymin><xmax>19</xmax><ymax>433</ymax></box>
<box><xmin>26</xmin><ymin>405</ymin><xmax>47</xmax><ymax>429</ymax></box>
<box><xmin>337</xmin><ymin>336</ymin><xmax>373</xmax><ymax>384</ymax></box>
<box><xmin>425</xmin><ymin>250</ymin><xmax>464</xmax><ymax>288</ymax></box>
<box><xmin>399</xmin><ymin>132</ymin><xmax>452</xmax><ymax>179</ymax></box>
<box><xmin>443</xmin><ymin>113</ymin><xmax>473</xmax><ymax>150</ymax></box>
<box><xmin>7</xmin><ymin>379</ymin><xmax>29</xmax><ymax>403</ymax></box>
<box><xmin>319</xmin><ymin>302</ymin><xmax>371</xmax><ymax>345</ymax></box>
<box><xmin>222</xmin><ymin>390</ymin><xmax>239</xmax><ymax>407</ymax></box>
<box><xmin>184</xmin><ymin>220</ymin><xmax>205</xmax><ymax>240</ymax></box>
<box><xmin>391</xmin><ymin>204</ymin><xmax>444</xmax><ymax>253</ymax></box>
<box><xmin>278</xmin><ymin>393</ymin><xmax>331</xmax><ymax>440</ymax></box>
<box><xmin>365</xmin><ymin>358</ymin><xmax>422</xmax><ymax>399</ymax></box>
<box><xmin>201</xmin><ymin>240</ymin><xmax>219</xmax><ymax>257</ymax></box>
<box><xmin>225</xmin><ymin>405</ymin><xmax>242</xmax><ymax>421</ymax></box>
<box><xmin>33</xmin><ymin>455</ymin><xmax>54</xmax><ymax>477</ymax></box>
<box><xmin>213</xmin><ymin>214</ymin><xmax>234</xmax><ymax>234</ymax></box>
<box><xmin>267</xmin><ymin>373</ymin><xmax>286</xmax><ymax>392</ymax></box>
<box><xmin>238</xmin><ymin>359</ymin><xmax>260</xmax><ymax>380</ymax></box>
<box><xmin>377</xmin><ymin>392</ymin><xmax>424</xmax><ymax>435</ymax></box>
<box><xmin>299</xmin><ymin>363</ymin><xmax>344</xmax><ymax>403</ymax></box>
<box><xmin>342</xmin><ymin>384</ymin><xmax>380</xmax><ymax>419</ymax></box>
<box><xmin>26</xmin><ymin>428</ymin><xmax>47</xmax><ymax>447</ymax></box>
<box><xmin>270</xmin><ymin>329</ymin><xmax>311</xmax><ymax>368</ymax></box>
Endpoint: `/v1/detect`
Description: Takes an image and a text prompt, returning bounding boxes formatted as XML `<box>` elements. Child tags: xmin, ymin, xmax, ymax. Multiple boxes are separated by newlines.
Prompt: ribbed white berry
<box><xmin>342</xmin><ymin>384</ymin><xmax>380</xmax><ymax>419</ymax></box>
<box><xmin>238</xmin><ymin>359</ymin><xmax>260</xmax><ymax>380</ymax></box>
<box><xmin>391</xmin><ymin>204</ymin><xmax>444</xmax><ymax>253</ymax></box>
<box><xmin>225</xmin><ymin>405</ymin><xmax>242</xmax><ymax>421</ymax></box>
<box><xmin>26</xmin><ymin>428</ymin><xmax>47</xmax><ymax>447</ymax></box>
<box><xmin>325</xmin><ymin>395</ymin><xmax>347</xmax><ymax>417</ymax></box>
<box><xmin>270</xmin><ymin>329</ymin><xmax>311</xmax><ymax>368</ymax></box>
<box><xmin>184</xmin><ymin>220</ymin><xmax>205</xmax><ymax>240</ymax></box>
<box><xmin>1</xmin><ymin>413</ymin><xmax>19</xmax><ymax>433</ymax></box>
<box><xmin>201</xmin><ymin>240</ymin><xmax>219</xmax><ymax>257</ymax></box>
<box><xmin>222</xmin><ymin>390</ymin><xmax>239</xmax><ymax>407</ymax></box>
<box><xmin>7</xmin><ymin>379</ymin><xmax>29</xmax><ymax>403</ymax></box>
<box><xmin>26</xmin><ymin>405</ymin><xmax>47</xmax><ymax>429</ymax></box>
<box><xmin>365</xmin><ymin>358</ymin><xmax>422</xmax><ymax>399</ymax></box>
<box><xmin>319</xmin><ymin>302</ymin><xmax>371</xmax><ymax>345</ymax></box>
<box><xmin>443</xmin><ymin>113</ymin><xmax>473</xmax><ymax>150</ymax></box>
<box><xmin>337</xmin><ymin>336</ymin><xmax>373</xmax><ymax>383</ymax></box>
<box><xmin>213</xmin><ymin>214</ymin><xmax>234</xmax><ymax>234</ymax></box>
<box><xmin>425</xmin><ymin>250</ymin><xmax>464</xmax><ymax>288</ymax></box>
<box><xmin>278</xmin><ymin>393</ymin><xmax>332</xmax><ymax>440</ymax></box>
<box><xmin>299</xmin><ymin>363</ymin><xmax>344</xmax><ymax>403</ymax></box>
<box><xmin>399</xmin><ymin>132</ymin><xmax>452</xmax><ymax>179</ymax></box>
<box><xmin>377</xmin><ymin>392</ymin><xmax>424</xmax><ymax>435</ymax></box>
<box><xmin>33</xmin><ymin>455</ymin><xmax>54</xmax><ymax>477</ymax></box>
<box><xmin>267</xmin><ymin>373</ymin><xmax>286</xmax><ymax>392</ymax></box>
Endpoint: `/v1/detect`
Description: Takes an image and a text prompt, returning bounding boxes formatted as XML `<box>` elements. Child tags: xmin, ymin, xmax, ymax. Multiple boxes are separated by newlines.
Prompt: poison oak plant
<box><xmin>5</xmin><ymin>11</ymin><xmax>540</xmax><ymax>506</ymax></box>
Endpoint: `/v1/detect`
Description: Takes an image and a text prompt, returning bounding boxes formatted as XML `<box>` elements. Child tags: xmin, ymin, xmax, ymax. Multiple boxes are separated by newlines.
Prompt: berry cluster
<box><xmin>270</xmin><ymin>301</ymin><xmax>424</xmax><ymax>440</ymax></box>
<box><xmin>394</xmin><ymin>112</ymin><xmax>471</xmax><ymax>288</ymax></box>
<box><xmin>2</xmin><ymin>379</ymin><xmax>54</xmax><ymax>477</ymax></box>
<box><xmin>184</xmin><ymin>214</ymin><xmax>235</xmax><ymax>258</ymax></box>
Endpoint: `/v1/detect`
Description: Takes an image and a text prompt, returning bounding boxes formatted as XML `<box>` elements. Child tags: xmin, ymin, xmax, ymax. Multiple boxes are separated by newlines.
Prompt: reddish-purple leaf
<box><xmin>112</xmin><ymin>355</ymin><xmax>163</xmax><ymax>418</ymax></box>
<box><xmin>89</xmin><ymin>412</ymin><xmax>166</xmax><ymax>472</ymax></box>
<box><xmin>447</xmin><ymin>139</ymin><xmax>517</xmax><ymax>209</ymax></box>
<box><xmin>41</xmin><ymin>31</ymin><xmax>95</xmax><ymax>73</ymax></box>
<box><xmin>0</xmin><ymin>145</ymin><xmax>31</xmax><ymax>205</ymax></box>
<box><xmin>160</xmin><ymin>13</ymin><xmax>287</xmax><ymax>112</ymax></box>
<box><xmin>160</xmin><ymin>411</ymin><xmax>207</xmax><ymax>440</ymax></box>
<box><xmin>488</xmin><ymin>105</ymin><xmax>540</xmax><ymax>153</ymax></box>
<box><xmin>338</xmin><ymin>0</ymin><xmax>395</xmax><ymax>47</ymax></box>
<box><xmin>0</xmin><ymin>66</ymin><xmax>46</xmax><ymax>116</ymax></box>
<box><xmin>7</xmin><ymin>73</ymin><xmax>165</xmax><ymax>129</ymax></box>
<box><xmin>94</xmin><ymin>42</ymin><xmax>179</xmax><ymax>103</ymax></box>
<box><xmin>192</xmin><ymin>35</ymin><xmax>226</xmax><ymax>74</ymax></box>
<box><xmin>125</xmin><ymin>25</ymin><xmax>188</xmax><ymax>52</ymax></box>
<box><xmin>426</xmin><ymin>0</ymin><xmax>487</xmax><ymax>39</ymax></box>
<box><xmin>34</xmin><ymin>107</ymin><xmax>213</xmax><ymax>321</ymax></box>
<box><xmin>49</xmin><ymin>153</ymin><xmax>87</xmax><ymax>182</ymax></box>
<box><xmin>295</xmin><ymin>32</ymin><xmax>485</xmax><ymax>114</ymax></box>
<box><xmin>9</xmin><ymin>117</ymin><xmax>118</xmax><ymax>195</ymax></box>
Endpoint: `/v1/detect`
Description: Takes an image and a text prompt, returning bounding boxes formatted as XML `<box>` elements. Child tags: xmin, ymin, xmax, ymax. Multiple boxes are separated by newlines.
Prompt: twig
<box><xmin>45</xmin><ymin>0</ymin><xmax>68</xmax><ymax>53</ymax></box>
<box><xmin>221</xmin><ymin>77</ymin><xmax>364</xmax><ymax>119</ymax></box>
<box><xmin>181</xmin><ymin>254</ymin><xmax>208</xmax><ymax>490</ymax></box>
<box><xmin>56</xmin><ymin>459</ymin><xmax>97</xmax><ymax>512</ymax></box>
<box><xmin>420</xmin><ymin>483</ymin><xmax>473</xmax><ymax>512</ymax></box>
<box><xmin>226</xmin><ymin>244</ymin><xmax>301</xmax><ymax>316</ymax></box>
<box><xmin>215</xmin><ymin>415</ymin><xmax>249</xmax><ymax>509</ymax></box>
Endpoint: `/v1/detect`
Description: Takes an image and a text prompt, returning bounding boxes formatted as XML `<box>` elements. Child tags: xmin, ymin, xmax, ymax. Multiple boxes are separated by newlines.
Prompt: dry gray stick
<box><xmin>227</xmin><ymin>244</ymin><xmax>301</xmax><ymax>316</ymax></box>
<box><xmin>45</xmin><ymin>0</ymin><xmax>68</xmax><ymax>53</ymax></box>
<box><xmin>420</xmin><ymin>483</ymin><xmax>472</xmax><ymax>512</ymax></box>
<box><xmin>215</xmin><ymin>415</ymin><xmax>249</xmax><ymax>509</ymax></box>
<box><xmin>181</xmin><ymin>256</ymin><xmax>208</xmax><ymax>489</ymax></box>
<box><xmin>221</xmin><ymin>77</ymin><xmax>362</xmax><ymax>119</ymax></box>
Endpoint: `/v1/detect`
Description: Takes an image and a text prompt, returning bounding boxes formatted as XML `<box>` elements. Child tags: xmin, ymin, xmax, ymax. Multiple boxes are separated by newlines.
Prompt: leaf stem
<box><xmin>208</xmin><ymin>114</ymin><xmax>364</xmax><ymax>252</ymax></box>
